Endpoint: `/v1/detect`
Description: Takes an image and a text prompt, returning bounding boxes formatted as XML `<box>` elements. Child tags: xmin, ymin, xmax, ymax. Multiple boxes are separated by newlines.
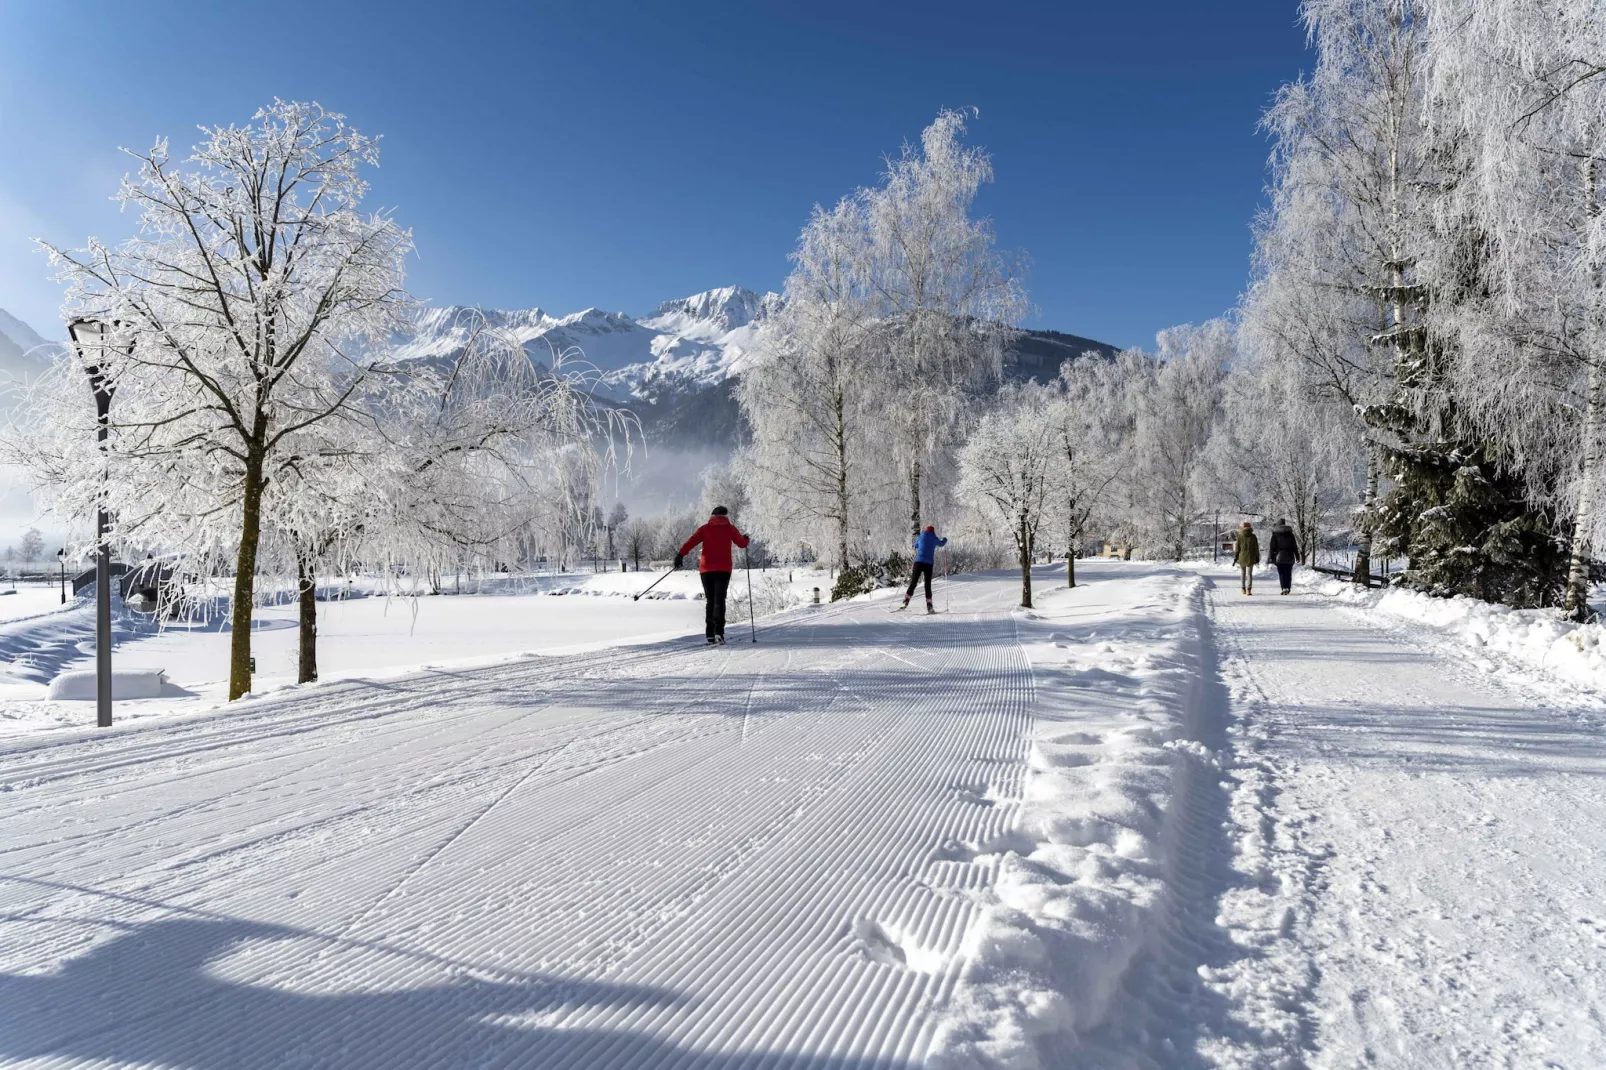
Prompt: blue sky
<box><xmin>0</xmin><ymin>1</ymin><xmax>1311</xmax><ymax>349</ymax></box>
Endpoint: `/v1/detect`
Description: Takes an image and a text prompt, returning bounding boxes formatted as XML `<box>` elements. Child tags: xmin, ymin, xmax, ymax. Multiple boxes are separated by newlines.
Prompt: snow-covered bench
<box><xmin>47</xmin><ymin>668</ymin><xmax>168</xmax><ymax>700</ymax></box>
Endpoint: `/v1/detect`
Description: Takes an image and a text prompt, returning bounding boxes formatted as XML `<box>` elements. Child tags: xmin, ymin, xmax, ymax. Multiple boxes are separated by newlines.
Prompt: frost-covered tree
<box><xmin>1048</xmin><ymin>355</ymin><xmax>1128</xmax><ymax>587</ymax></box>
<box><xmin>1249</xmin><ymin>0</ymin><xmax>1437</xmax><ymax>586</ymax></box>
<box><xmin>1424</xmin><ymin>0</ymin><xmax>1606</xmax><ymax>616</ymax></box>
<box><xmin>1123</xmin><ymin>322</ymin><xmax>1231</xmax><ymax>559</ymax></box>
<box><xmin>27</xmin><ymin>101</ymin><xmax>411</xmax><ymax>699</ymax></box>
<box><xmin>863</xmin><ymin>109</ymin><xmax>1027</xmax><ymax>540</ymax></box>
<box><xmin>958</xmin><ymin>385</ymin><xmax>1060</xmax><ymax>608</ymax></box>
<box><xmin>738</xmin><ymin>196</ymin><xmax>881</xmax><ymax>568</ymax></box>
<box><xmin>1200</xmin><ymin>351</ymin><xmax>1359</xmax><ymax>564</ymax></box>
<box><xmin>19</xmin><ymin>528</ymin><xmax>43</xmax><ymax>564</ymax></box>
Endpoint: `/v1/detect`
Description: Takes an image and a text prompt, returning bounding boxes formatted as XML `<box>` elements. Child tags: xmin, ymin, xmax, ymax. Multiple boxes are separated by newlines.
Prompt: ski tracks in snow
<box><xmin>1</xmin><ymin>569</ymin><xmax>1124</xmax><ymax>1069</ymax></box>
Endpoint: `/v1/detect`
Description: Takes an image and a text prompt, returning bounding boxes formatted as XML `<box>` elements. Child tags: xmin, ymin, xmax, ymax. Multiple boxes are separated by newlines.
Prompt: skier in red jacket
<box><xmin>676</xmin><ymin>506</ymin><xmax>751</xmax><ymax>645</ymax></box>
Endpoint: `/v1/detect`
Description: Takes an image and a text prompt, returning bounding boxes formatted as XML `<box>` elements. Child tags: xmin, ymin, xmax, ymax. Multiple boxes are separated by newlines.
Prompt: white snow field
<box><xmin>3</xmin><ymin>560</ymin><xmax>1604</xmax><ymax>1068</ymax></box>
<box><xmin>0</xmin><ymin>562</ymin><xmax>1212</xmax><ymax>1068</ymax></box>
<box><xmin>0</xmin><ymin>571</ymin><xmax>761</xmax><ymax>734</ymax></box>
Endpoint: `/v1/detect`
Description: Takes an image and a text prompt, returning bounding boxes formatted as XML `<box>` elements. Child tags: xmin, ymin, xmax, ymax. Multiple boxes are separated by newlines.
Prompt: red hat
<box><xmin>925</xmin><ymin>525</ymin><xmax>935</xmax><ymax>532</ymax></box>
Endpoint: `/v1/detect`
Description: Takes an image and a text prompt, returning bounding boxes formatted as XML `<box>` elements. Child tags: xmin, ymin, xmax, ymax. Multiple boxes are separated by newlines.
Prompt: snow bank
<box><xmin>930</xmin><ymin>569</ymin><xmax>1207</xmax><ymax>1066</ymax></box>
<box><xmin>46</xmin><ymin>668</ymin><xmax>167</xmax><ymax>700</ymax></box>
<box><xmin>1302</xmin><ymin>572</ymin><xmax>1606</xmax><ymax>692</ymax></box>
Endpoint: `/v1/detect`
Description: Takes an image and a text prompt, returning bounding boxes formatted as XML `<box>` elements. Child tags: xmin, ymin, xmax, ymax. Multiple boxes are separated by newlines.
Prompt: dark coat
<box><xmin>1266</xmin><ymin>525</ymin><xmax>1300</xmax><ymax>566</ymax></box>
<box><xmin>1233</xmin><ymin>529</ymin><xmax>1261</xmax><ymax>567</ymax></box>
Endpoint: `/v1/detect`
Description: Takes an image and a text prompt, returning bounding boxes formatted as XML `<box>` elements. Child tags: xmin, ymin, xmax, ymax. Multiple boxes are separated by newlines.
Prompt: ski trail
<box><xmin>0</xmin><ymin>563</ymin><xmax>1220</xmax><ymax>1068</ymax></box>
<box><xmin>0</xmin><ymin>573</ymin><xmax>1036</xmax><ymax>1067</ymax></box>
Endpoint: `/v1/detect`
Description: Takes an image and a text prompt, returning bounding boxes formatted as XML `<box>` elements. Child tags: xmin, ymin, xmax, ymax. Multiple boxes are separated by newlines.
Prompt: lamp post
<box><xmin>57</xmin><ymin>547</ymin><xmax>66</xmax><ymax>604</ymax></box>
<box><xmin>66</xmin><ymin>318</ymin><xmax>121</xmax><ymax>729</ymax></box>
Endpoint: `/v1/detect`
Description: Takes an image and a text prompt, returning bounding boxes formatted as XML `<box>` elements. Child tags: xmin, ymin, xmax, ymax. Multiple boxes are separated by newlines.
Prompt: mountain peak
<box><xmin>647</xmin><ymin>286</ymin><xmax>777</xmax><ymax>334</ymax></box>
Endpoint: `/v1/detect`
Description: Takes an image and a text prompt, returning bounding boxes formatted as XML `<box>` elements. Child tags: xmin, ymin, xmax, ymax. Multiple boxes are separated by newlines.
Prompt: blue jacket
<box><xmin>913</xmin><ymin>530</ymin><xmax>947</xmax><ymax>565</ymax></box>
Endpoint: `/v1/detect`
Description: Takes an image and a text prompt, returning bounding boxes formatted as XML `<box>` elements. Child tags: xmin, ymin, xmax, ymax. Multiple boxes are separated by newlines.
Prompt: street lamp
<box><xmin>66</xmin><ymin>318</ymin><xmax>122</xmax><ymax>729</ymax></box>
<box><xmin>57</xmin><ymin>547</ymin><xmax>66</xmax><ymax>604</ymax></box>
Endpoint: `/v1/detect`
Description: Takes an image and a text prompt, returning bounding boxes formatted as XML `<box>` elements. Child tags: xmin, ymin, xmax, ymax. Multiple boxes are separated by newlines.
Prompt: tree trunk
<box><xmin>909</xmin><ymin>458</ymin><xmax>923</xmax><ymax>543</ymax></box>
<box><xmin>228</xmin><ymin>457</ymin><xmax>265</xmax><ymax>700</ymax></box>
<box><xmin>834</xmin><ymin>387</ymin><xmax>852</xmax><ymax>570</ymax></box>
<box><xmin>1066</xmin><ymin>548</ymin><xmax>1076</xmax><ymax>589</ymax></box>
<box><xmin>1568</xmin><ymin>153</ymin><xmax>1604</xmax><ymax>622</ymax></box>
<box><xmin>1565</xmin><ymin>367</ymin><xmax>1600</xmax><ymax>620</ymax></box>
<box><xmin>1019</xmin><ymin>514</ymin><xmax>1033</xmax><ymax>609</ymax></box>
<box><xmin>297</xmin><ymin>547</ymin><xmax>318</xmax><ymax>684</ymax></box>
<box><xmin>1353</xmin><ymin>450</ymin><xmax>1379</xmax><ymax>588</ymax></box>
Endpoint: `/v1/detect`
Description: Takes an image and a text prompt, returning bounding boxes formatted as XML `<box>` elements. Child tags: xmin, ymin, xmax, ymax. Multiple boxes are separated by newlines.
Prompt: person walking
<box><xmin>676</xmin><ymin>505</ymin><xmax>750</xmax><ymax>644</ymax></box>
<box><xmin>1233</xmin><ymin>521</ymin><xmax>1261</xmax><ymax>595</ymax></box>
<box><xmin>1266</xmin><ymin>517</ymin><xmax>1301</xmax><ymax>595</ymax></box>
<box><xmin>900</xmin><ymin>525</ymin><xmax>948</xmax><ymax>613</ymax></box>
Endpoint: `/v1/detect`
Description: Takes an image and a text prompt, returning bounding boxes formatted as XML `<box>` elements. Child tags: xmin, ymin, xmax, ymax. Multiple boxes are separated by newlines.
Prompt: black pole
<box><xmin>632</xmin><ymin>562</ymin><xmax>679</xmax><ymax>602</ymax></box>
<box><xmin>745</xmin><ymin>547</ymin><xmax>756</xmax><ymax>643</ymax></box>
<box><xmin>93</xmin><ymin>371</ymin><xmax>113</xmax><ymax>729</ymax></box>
<box><xmin>58</xmin><ymin>551</ymin><xmax>65</xmax><ymax>604</ymax></box>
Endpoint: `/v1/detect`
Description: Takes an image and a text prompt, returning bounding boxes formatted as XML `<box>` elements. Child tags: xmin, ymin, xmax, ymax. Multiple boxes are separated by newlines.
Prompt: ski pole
<box><xmin>745</xmin><ymin>547</ymin><xmax>757</xmax><ymax>643</ymax></box>
<box><xmin>632</xmin><ymin>562</ymin><xmax>679</xmax><ymax>602</ymax></box>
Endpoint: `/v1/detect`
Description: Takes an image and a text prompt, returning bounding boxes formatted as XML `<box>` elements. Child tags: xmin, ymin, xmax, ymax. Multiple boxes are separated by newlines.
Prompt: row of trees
<box><xmin>7</xmin><ymin>102</ymin><xmax>628</xmax><ymax>698</ymax></box>
<box><xmin>1243</xmin><ymin>0</ymin><xmax>1606</xmax><ymax>618</ymax></box>
<box><xmin>952</xmin><ymin>0</ymin><xmax>1606</xmax><ymax>616</ymax></box>
<box><xmin>733</xmin><ymin>110</ymin><xmax>1280</xmax><ymax>609</ymax></box>
<box><xmin>736</xmin><ymin>110</ymin><xmax>1027</xmax><ymax>569</ymax></box>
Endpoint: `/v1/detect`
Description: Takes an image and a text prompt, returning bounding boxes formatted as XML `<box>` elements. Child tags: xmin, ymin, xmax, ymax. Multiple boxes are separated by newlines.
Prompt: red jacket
<box><xmin>679</xmin><ymin>515</ymin><xmax>750</xmax><ymax>573</ymax></box>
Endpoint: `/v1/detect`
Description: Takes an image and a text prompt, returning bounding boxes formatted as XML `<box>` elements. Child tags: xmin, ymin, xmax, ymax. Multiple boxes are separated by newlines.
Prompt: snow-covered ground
<box><xmin>1196</xmin><ymin>567</ymin><xmax>1606</xmax><ymax>1068</ymax></box>
<box><xmin>0</xmin><ymin>561</ymin><xmax>1214</xmax><ymax>1067</ymax></box>
<box><xmin>3</xmin><ymin>560</ymin><xmax>1603</xmax><ymax>1067</ymax></box>
<box><xmin>0</xmin><ymin>568</ymin><xmax>824</xmax><ymax>735</ymax></box>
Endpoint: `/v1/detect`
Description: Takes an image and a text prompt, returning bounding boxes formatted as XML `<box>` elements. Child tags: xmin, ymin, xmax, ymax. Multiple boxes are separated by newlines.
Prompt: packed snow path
<box><xmin>1208</xmin><ymin>576</ymin><xmax>1606</xmax><ymax>1068</ymax></box>
<box><xmin>1</xmin><ymin>572</ymin><xmax>1065</xmax><ymax>1068</ymax></box>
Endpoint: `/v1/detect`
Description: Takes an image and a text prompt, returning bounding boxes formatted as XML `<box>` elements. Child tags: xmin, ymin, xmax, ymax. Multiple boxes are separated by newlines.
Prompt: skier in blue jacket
<box><xmin>900</xmin><ymin>526</ymin><xmax>948</xmax><ymax>613</ymax></box>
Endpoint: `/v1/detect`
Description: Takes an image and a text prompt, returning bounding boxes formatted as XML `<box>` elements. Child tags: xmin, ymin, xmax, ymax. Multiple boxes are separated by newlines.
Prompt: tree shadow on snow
<box><xmin>0</xmin><ymin>914</ymin><xmax>920</xmax><ymax>1069</ymax></box>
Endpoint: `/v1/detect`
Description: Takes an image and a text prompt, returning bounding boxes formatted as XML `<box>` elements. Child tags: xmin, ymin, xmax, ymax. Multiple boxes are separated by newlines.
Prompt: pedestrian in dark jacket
<box><xmin>901</xmin><ymin>526</ymin><xmax>947</xmax><ymax>613</ymax></box>
<box><xmin>676</xmin><ymin>506</ymin><xmax>750</xmax><ymax>644</ymax></box>
<box><xmin>1233</xmin><ymin>521</ymin><xmax>1261</xmax><ymax>595</ymax></box>
<box><xmin>1266</xmin><ymin>518</ymin><xmax>1300</xmax><ymax>595</ymax></box>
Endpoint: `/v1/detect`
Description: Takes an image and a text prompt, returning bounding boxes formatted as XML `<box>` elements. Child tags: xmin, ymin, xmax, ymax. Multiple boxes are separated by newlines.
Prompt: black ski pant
<box><xmin>905</xmin><ymin>561</ymin><xmax>934</xmax><ymax>601</ymax></box>
<box><xmin>1276</xmin><ymin>562</ymin><xmax>1293</xmax><ymax>592</ymax></box>
<box><xmin>700</xmin><ymin>570</ymin><xmax>731</xmax><ymax>638</ymax></box>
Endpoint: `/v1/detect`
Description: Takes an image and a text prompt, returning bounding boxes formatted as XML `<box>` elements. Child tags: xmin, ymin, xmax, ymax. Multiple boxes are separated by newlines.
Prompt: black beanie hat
<box><xmin>711</xmin><ymin>505</ymin><xmax>729</xmax><ymax>516</ymax></box>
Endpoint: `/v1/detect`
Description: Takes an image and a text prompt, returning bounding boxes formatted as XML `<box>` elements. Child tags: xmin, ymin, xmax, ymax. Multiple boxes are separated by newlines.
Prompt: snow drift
<box><xmin>1304</xmin><ymin>573</ymin><xmax>1606</xmax><ymax>693</ymax></box>
<box><xmin>930</xmin><ymin>569</ymin><xmax>1209</xmax><ymax>1066</ymax></box>
<box><xmin>47</xmin><ymin>668</ymin><xmax>167</xmax><ymax>700</ymax></box>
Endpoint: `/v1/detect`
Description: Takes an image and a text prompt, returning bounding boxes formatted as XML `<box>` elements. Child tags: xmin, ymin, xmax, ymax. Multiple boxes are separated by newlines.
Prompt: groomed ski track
<box><xmin>0</xmin><ymin>569</ymin><xmax>1062</xmax><ymax>1069</ymax></box>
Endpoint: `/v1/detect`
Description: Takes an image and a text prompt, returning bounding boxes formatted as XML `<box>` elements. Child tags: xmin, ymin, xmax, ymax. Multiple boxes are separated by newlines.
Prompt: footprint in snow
<box><xmin>843</xmin><ymin>918</ymin><xmax>950</xmax><ymax>974</ymax></box>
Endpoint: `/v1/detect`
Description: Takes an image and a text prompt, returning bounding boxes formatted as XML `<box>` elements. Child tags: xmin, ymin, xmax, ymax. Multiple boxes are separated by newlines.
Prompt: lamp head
<box><xmin>66</xmin><ymin>318</ymin><xmax>108</xmax><ymax>349</ymax></box>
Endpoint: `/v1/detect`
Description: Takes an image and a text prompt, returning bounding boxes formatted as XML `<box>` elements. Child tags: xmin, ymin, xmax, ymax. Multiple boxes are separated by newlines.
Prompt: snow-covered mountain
<box><xmin>398</xmin><ymin>284</ymin><xmax>1118</xmax><ymax>409</ymax></box>
<box><xmin>396</xmin><ymin>285</ymin><xmax>783</xmax><ymax>400</ymax></box>
<box><xmin>0</xmin><ymin>308</ymin><xmax>58</xmax><ymax>385</ymax></box>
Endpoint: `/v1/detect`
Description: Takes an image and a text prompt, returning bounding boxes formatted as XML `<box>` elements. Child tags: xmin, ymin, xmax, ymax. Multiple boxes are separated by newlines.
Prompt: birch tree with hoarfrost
<box><xmin>1048</xmin><ymin>355</ymin><xmax>1129</xmax><ymax>588</ymax></box>
<box><xmin>1125</xmin><ymin>321</ymin><xmax>1231</xmax><ymax>559</ymax></box>
<box><xmin>28</xmin><ymin>101</ymin><xmax>412</xmax><ymax>699</ymax></box>
<box><xmin>864</xmin><ymin>109</ymin><xmax>1027</xmax><ymax>539</ymax></box>
<box><xmin>738</xmin><ymin>196</ymin><xmax>881</xmax><ymax>568</ymax></box>
<box><xmin>958</xmin><ymin>385</ymin><xmax>1060</xmax><ymax>609</ymax></box>
<box><xmin>1425</xmin><ymin>0</ymin><xmax>1606</xmax><ymax>618</ymax></box>
<box><xmin>1247</xmin><ymin>0</ymin><xmax>1435</xmax><ymax>587</ymax></box>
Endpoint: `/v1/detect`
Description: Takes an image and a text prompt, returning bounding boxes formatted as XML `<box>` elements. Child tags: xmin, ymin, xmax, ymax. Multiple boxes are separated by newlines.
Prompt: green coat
<box><xmin>1233</xmin><ymin>530</ymin><xmax>1261</xmax><ymax>567</ymax></box>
